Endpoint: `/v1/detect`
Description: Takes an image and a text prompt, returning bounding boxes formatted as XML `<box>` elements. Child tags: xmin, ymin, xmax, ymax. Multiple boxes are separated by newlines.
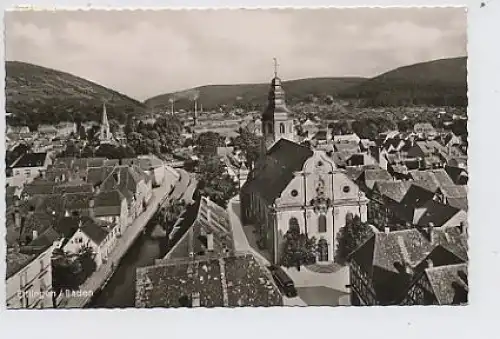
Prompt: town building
<box><xmin>136</xmin><ymin>253</ymin><xmax>283</xmax><ymax>307</ymax></box>
<box><xmin>349</xmin><ymin>225</ymin><xmax>468</xmax><ymax>306</ymax></box>
<box><xmin>136</xmin><ymin>195</ymin><xmax>283</xmax><ymax>307</ymax></box>
<box><xmin>7</xmin><ymin>152</ymin><xmax>52</xmax><ymax>187</ymax></box>
<box><xmin>241</xmin><ymin>65</ymin><xmax>369</xmax><ymax>265</ymax></box>
<box><xmin>57</xmin><ymin>216</ymin><xmax>120</xmax><ymax>268</ymax></box>
<box><xmin>6</xmin><ymin>200</ymin><xmax>60</xmax><ymax>309</ymax></box>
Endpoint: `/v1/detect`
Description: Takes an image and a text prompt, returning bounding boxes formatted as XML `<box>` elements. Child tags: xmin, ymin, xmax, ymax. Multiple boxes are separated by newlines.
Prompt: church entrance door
<box><xmin>318</xmin><ymin>238</ymin><xmax>328</xmax><ymax>262</ymax></box>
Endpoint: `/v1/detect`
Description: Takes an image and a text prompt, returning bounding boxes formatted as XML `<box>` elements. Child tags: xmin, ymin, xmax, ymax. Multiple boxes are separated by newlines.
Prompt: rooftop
<box><xmin>136</xmin><ymin>253</ymin><xmax>282</xmax><ymax>308</ymax></box>
<box><xmin>12</xmin><ymin>152</ymin><xmax>48</xmax><ymax>168</ymax></box>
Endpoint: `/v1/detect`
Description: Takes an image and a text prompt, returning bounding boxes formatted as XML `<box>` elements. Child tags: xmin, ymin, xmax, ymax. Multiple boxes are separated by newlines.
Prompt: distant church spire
<box><xmin>99</xmin><ymin>102</ymin><xmax>112</xmax><ymax>142</ymax></box>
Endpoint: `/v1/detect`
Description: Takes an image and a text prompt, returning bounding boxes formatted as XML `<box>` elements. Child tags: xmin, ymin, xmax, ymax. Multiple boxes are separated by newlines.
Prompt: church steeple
<box><xmin>261</xmin><ymin>58</ymin><xmax>295</xmax><ymax>151</ymax></box>
<box><xmin>99</xmin><ymin>102</ymin><xmax>112</xmax><ymax>142</ymax></box>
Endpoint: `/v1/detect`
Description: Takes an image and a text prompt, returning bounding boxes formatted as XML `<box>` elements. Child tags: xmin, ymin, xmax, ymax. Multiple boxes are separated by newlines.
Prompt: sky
<box><xmin>5</xmin><ymin>8</ymin><xmax>467</xmax><ymax>101</ymax></box>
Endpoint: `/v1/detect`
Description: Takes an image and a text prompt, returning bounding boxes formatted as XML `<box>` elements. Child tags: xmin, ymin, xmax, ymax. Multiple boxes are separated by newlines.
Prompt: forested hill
<box><xmin>144</xmin><ymin>77</ymin><xmax>366</xmax><ymax>112</ymax></box>
<box><xmin>339</xmin><ymin>57</ymin><xmax>468</xmax><ymax>107</ymax></box>
<box><xmin>6</xmin><ymin>61</ymin><xmax>146</xmax><ymax>128</ymax></box>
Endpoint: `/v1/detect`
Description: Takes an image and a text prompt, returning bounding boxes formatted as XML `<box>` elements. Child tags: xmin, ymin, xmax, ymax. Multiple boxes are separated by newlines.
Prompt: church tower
<box><xmin>99</xmin><ymin>102</ymin><xmax>112</xmax><ymax>142</ymax></box>
<box><xmin>261</xmin><ymin>58</ymin><xmax>295</xmax><ymax>152</ymax></box>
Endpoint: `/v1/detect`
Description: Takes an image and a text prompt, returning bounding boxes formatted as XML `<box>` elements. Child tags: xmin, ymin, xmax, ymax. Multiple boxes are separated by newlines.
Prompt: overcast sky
<box><xmin>5</xmin><ymin>8</ymin><xmax>466</xmax><ymax>101</ymax></box>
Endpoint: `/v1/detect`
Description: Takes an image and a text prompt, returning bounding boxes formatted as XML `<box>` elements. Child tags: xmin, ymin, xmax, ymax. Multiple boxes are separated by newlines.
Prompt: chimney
<box><xmin>14</xmin><ymin>210</ymin><xmax>21</xmax><ymax>229</ymax></box>
<box><xmin>426</xmin><ymin>259</ymin><xmax>433</xmax><ymax>269</ymax></box>
<box><xmin>207</xmin><ymin>207</ymin><xmax>212</xmax><ymax>224</ymax></box>
<box><xmin>384</xmin><ymin>227</ymin><xmax>390</xmax><ymax>234</ymax></box>
<box><xmin>89</xmin><ymin>198</ymin><xmax>95</xmax><ymax>217</ymax></box>
<box><xmin>113</xmin><ymin>171</ymin><xmax>120</xmax><ymax>185</ymax></box>
<box><xmin>32</xmin><ymin>230</ymin><xmax>38</xmax><ymax>240</ymax></box>
<box><xmin>460</xmin><ymin>221</ymin><xmax>468</xmax><ymax>236</ymax></box>
<box><xmin>188</xmin><ymin>226</ymin><xmax>194</xmax><ymax>258</ymax></box>
<box><xmin>191</xmin><ymin>292</ymin><xmax>200</xmax><ymax>307</ymax></box>
<box><xmin>207</xmin><ymin>233</ymin><xmax>214</xmax><ymax>251</ymax></box>
<box><xmin>427</xmin><ymin>222</ymin><xmax>435</xmax><ymax>243</ymax></box>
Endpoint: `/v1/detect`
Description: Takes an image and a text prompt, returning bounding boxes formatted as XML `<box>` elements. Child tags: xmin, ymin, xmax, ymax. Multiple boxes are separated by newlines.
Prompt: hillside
<box><xmin>6</xmin><ymin>61</ymin><xmax>146</xmax><ymax>127</ymax></box>
<box><xmin>339</xmin><ymin>57</ymin><xmax>467</xmax><ymax>107</ymax></box>
<box><xmin>145</xmin><ymin>77</ymin><xmax>366</xmax><ymax>112</ymax></box>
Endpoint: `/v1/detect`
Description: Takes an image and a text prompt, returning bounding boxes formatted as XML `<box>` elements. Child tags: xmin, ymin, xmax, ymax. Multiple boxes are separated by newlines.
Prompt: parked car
<box><xmin>268</xmin><ymin>265</ymin><xmax>297</xmax><ymax>298</ymax></box>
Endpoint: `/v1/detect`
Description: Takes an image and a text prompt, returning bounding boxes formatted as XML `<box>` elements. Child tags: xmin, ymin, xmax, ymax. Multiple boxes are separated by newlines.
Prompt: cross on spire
<box><xmin>273</xmin><ymin>57</ymin><xmax>279</xmax><ymax>78</ymax></box>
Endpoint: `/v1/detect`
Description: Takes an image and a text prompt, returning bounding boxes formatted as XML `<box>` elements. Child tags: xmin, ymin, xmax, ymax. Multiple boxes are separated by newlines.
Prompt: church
<box><xmin>240</xmin><ymin>61</ymin><xmax>368</xmax><ymax>265</ymax></box>
<box><xmin>98</xmin><ymin>102</ymin><xmax>116</xmax><ymax>144</ymax></box>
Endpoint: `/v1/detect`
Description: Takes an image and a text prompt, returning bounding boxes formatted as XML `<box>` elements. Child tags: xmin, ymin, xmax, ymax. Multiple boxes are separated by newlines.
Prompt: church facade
<box><xmin>240</xmin><ymin>65</ymin><xmax>368</xmax><ymax>265</ymax></box>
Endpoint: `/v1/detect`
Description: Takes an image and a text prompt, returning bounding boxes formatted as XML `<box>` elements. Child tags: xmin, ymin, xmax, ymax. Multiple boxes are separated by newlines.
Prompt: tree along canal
<box><xmin>87</xmin><ymin>222</ymin><xmax>168</xmax><ymax>308</ymax></box>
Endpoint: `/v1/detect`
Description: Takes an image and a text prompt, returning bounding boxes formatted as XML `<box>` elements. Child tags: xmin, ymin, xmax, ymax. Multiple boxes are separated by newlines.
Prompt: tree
<box><xmin>52</xmin><ymin>248</ymin><xmax>83</xmax><ymax>295</ymax></box>
<box><xmin>95</xmin><ymin>143</ymin><xmax>136</xmax><ymax>159</ymax></box>
<box><xmin>195</xmin><ymin>131</ymin><xmax>224</xmax><ymax>156</ymax></box>
<box><xmin>108</xmin><ymin>119</ymin><xmax>121</xmax><ymax>135</ymax></box>
<box><xmin>155</xmin><ymin>199</ymin><xmax>187</xmax><ymax>233</ymax></box>
<box><xmin>78</xmin><ymin>245</ymin><xmax>97</xmax><ymax>280</ymax></box>
<box><xmin>335</xmin><ymin>214</ymin><xmax>373</xmax><ymax>265</ymax></box>
<box><xmin>280</xmin><ymin>226</ymin><xmax>317</xmax><ymax>268</ymax></box>
<box><xmin>233</xmin><ymin>129</ymin><xmax>262</xmax><ymax>169</ymax></box>
<box><xmin>196</xmin><ymin>155</ymin><xmax>238</xmax><ymax>208</ymax></box>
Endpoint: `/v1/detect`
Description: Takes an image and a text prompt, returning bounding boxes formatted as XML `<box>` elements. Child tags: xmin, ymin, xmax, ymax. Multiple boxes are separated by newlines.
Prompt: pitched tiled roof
<box><xmin>53</xmin><ymin>184</ymin><xmax>94</xmax><ymax>194</ymax></box>
<box><xmin>415</xmin><ymin>200</ymin><xmax>463</xmax><ymax>227</ymax></box>
<box><xmin>352</xmin><ymin>226</ymin><xmax>467</xmax><ymax>305</ymax></box>
<box><xmin>425</xmin><ymin>263</ymin><xmax>468</xmax><ymax>305</ymax></box>
<box><xmin>6</xmin><ymin>249</ymin><xmax>36</xmax><ymax>279</ymax></box>
<box><xmin>242</xmin><ymin>139</ymin><xmax>313</xmax><ymax>203</ymax></box>
<box><xmin>440</xmin><ymin>185</ymin><xmax>467</xmax><ymax>198</ymax></box>
<box><xmin>22</xmin><ymin>182</ymin><xmax>56</xmax><ymax>196</ymax></box>
<box><xmin>334</xmin><ymin>142</ymin><xmax>360</xmax><ymax>153</ymax></box>
<box><xmin>363</xmin><ymin>168</ymin><xmax>393</xmax><ymax>190</ymax></box>
<box><xmin>447</xmin><ymin>197</ymin><xmax>468</xmax><ymax>211</ymax></box>
<box><xmin>79</xmin><ymin>218</ymin><xmax>111</xmax><ymax>245</ymax></box>
<box><xmin>136</xmin><ymin>253</ymin><xmax>282</xmax><ymax>307</ymax></box>
<box><xmin>312</xmin><ymin>130</ymin><xmax>328</xmax><ymax>141</ymax></box>
<box><xmin>410</xmin><ymin>169</ymin><xmax>454</xmax><ymax>193</ymax></box>
<box><xmin>374</xmin><ymin>180</ymin><xmax>412</xmax><ymax>203</ymax></box>
<box><xmin>167</xmin><ymin>197</ymin><xmax>233</xmax><ymax>259</ymax></box>
<box><xmin>12</xmin><ymin>152</ymin><xmax>47</xmax><ymax>168</ymax></box>
<box><xmin>63</xmin><ymin>192</ymin><xmax>94</xmax><ymax>210</ymax></box>
<box><xmin>414</xmin><ymin>140</ymin><xmax>444</xmax><ymax>155</ymax></box>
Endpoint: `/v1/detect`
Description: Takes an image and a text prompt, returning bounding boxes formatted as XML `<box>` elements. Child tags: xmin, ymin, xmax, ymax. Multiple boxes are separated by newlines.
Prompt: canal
<box><xmin>87</xmin><ymin>223</ymin><xmax>169</xmax><ymax>308</ymax></box>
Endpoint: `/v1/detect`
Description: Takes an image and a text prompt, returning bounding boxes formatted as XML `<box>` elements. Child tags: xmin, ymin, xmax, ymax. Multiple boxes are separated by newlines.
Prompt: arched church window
<box><xmin>288</xmin><ymin>217</ymin><xmax>300</xmax><ymax>233</ymax></box>
<box><xmin>279</xmin><ymin>123</ymin><xmax>285</xmax><ymax>134</ymax></box>
<box><xmin>318</xmin><ymin>214</ymin><xmax>327</xmax><ymax>233</ymax></box>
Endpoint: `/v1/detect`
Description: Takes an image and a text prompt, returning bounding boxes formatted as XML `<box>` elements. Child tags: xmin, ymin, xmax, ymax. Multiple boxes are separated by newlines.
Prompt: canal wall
<box><xmin>59</xmin><ymin>179</ymin><xmax>173</xmax><ymax>308</ymax></box>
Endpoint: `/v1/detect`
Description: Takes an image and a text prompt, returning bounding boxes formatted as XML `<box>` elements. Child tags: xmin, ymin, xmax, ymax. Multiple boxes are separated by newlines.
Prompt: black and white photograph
<box><xmin>4</xmin><ymin>7</ymin><xmax>468</xmax><ymax>309</ymax></box>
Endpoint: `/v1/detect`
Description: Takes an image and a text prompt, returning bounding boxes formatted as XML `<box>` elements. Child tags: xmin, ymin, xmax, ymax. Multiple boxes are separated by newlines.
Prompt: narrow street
<box><xmin>226</xmin><ymin>195</ymin><xmax>307</xmax><ymax>306</ymax></box>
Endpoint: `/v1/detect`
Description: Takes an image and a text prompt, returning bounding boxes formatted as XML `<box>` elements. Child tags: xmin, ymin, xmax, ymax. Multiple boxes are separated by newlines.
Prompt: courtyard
<box><xmin>228</xmin><ymin>196</ymin><xmax>351</xmax><ymax>306</ymax></box>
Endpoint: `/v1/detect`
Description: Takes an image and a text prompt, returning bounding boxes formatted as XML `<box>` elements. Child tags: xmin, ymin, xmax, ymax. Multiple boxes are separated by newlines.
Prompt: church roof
<box><xmin>242</xmin><ymin>139</ymin><xmax>313</xmax><ymax>203</ymax></box>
